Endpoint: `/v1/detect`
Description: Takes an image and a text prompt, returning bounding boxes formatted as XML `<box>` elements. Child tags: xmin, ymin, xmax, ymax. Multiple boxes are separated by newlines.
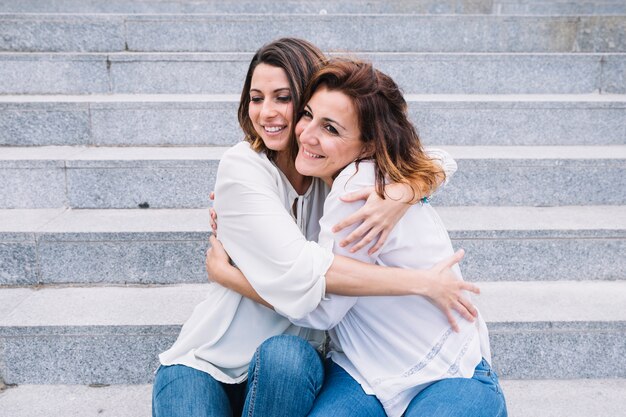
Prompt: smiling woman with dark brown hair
<box><xmin>293</xmin><ymin>58</ymin><xmax>506</xmax><ymax>417</ymax></box>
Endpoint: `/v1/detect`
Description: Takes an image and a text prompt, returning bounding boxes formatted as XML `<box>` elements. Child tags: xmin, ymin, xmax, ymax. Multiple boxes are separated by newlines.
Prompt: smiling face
<box><xmin>295</xmin><ymin>86</ymin><xmax>365</xmax><ymax>185</ymax></box>
<box><xmin>248</xmin><ymin>63</ymin><xmax>294</xmax><ymax>153</ymax></box>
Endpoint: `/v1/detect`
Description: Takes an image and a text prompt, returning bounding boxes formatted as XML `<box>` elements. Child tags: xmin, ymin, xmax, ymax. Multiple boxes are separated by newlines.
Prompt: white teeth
<box><xmin>264</xmin><ymin>126</ymin><xmax>284</xmax><ymax>133</ymax></box>
<box><xmin>304</xmin><ymin>149</ymin><xmax>323</xmax><ymax>158</ymax></box>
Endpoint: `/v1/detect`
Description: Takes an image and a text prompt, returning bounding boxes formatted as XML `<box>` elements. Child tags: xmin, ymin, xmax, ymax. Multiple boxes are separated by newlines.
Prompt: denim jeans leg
<box><xmin>152</xmin><ymin>364</ymin><xmax>245</xmax><ymax>417</ymax></box>
<box><xmin>403</xmin><ymin>359</ymin><xmax>508</xmax><ymax>417</ymax></box>
<box><xmin>242</xmin><ymin>335</ymin><xmax>324</xmax><ymax>417</ymax></box>
<box><xmin>308</xmin><ymin>359</ymin><xmax>386</xmax><ymax>417</ymax></box>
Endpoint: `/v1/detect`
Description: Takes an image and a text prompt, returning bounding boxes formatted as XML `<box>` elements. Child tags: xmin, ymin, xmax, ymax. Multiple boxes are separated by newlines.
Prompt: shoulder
<box><xmin>217</xmin><ymin>142</ymin><xmax>277</xmax><ymax>182</ymax></box>
<box><xmin>330</xmin><ymin>160</ymin><xmax>376</xmax><ymax>195</ymax></box>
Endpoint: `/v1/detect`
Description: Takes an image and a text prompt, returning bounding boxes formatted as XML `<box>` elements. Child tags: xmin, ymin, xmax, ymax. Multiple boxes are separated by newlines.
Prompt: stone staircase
<box><xmin>1</xmin><ymin>1</ymin><xmax>625</xmax><ymax>416</ymax></box>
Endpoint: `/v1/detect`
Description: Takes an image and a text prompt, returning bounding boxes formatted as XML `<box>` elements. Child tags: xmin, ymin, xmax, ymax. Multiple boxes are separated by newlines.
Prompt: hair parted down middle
<box><xmin>299</xmin><ymin>58</ymin><xmax>445</xmax><ymax>201</ymax></box>
<box><xmin>238</xmin><ymin>38</ymin><xmax>326</xmax><ymax>162</ymax></box>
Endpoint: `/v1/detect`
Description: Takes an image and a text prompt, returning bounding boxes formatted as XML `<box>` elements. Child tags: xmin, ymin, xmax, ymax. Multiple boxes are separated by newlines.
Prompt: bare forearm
<box><xmin>216</xmin><ymin>264</ymin><xmax>273</xmax><ymax>309</ymax></box>
<box><xmin>325</xmin><ymin>255</ymin><xmax>431</xmax><ymax>297</ymax></box>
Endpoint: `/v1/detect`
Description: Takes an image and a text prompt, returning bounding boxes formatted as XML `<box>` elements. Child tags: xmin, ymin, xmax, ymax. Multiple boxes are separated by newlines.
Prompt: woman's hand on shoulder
<box><xmin>422</xmin><ymin>249</ymin><xmax>480</xmax><ymax>333</ymax></box>
<box><xmin>332</xmin><ymin>183</ymin><xmax>413</xmax><ymax>255</ymax></box>
<box><xmin>209</xmin><ymin>191</ymin><xmax>218</xmax><ymax>235</ymax></box>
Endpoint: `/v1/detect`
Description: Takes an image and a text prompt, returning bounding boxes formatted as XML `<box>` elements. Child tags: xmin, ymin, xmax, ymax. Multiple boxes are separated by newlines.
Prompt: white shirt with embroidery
<box><xmin>291</xmin><ymin>160</ymin><xmax>491</xmax><ymax>417</ymax></box>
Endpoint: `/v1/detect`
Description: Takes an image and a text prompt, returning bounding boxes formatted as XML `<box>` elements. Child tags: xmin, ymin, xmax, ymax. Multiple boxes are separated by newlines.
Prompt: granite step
<box><xmin>0</xmin><ymin>206</ymin><xmax>624</xmax><ymax>286</ymax></box>
<box><xmin>2</xmin><ymin>380</ymin><xmax>626</xmax><ymax>417</ymax></box>
<box><xmin>1</xmin><ymin>281</ymin><xmax>625</xmax><ymax>384</ymax></box>
<box><xmin>2</xmin><ymin>94</ymin><xmax>626</xmax><ymax>147</ymax></box>
<box><xmin>2</xmin><ymin>0</ymin><xmax>626</xmax><ymax>15</ymax></box>
<box><xmin>1</xmin><ymin>14</ymin><xmax>625</xmax><ymax>53</ymax></box>
<box><xmin>1</xmin><ymin>145</ymin><xmax>624</xmax><ymax>209</ymax></box>
<box><xmin>1</xmin><ymin>52</ymin><xmax>625</xmax><ymax>95</ymax></box>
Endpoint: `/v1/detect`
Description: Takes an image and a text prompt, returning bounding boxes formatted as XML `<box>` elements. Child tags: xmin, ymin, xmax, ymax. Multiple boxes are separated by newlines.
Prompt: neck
<box><xmin>274</xmin><ymin>151</ymin><xmax>312</xmax><ymax>195</ymax></box>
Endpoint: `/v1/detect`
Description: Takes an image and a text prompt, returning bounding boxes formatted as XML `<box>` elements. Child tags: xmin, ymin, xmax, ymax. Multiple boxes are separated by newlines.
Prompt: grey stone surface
<box><xmin>0</xmin><ymin>241</ymin><xmax>38</xmax><ymax>285</ymax></box>
<box><xmin>3</xmin><ymin>206</ymin><xmax>622</xmax><ymax>285</ymax></box>
<box><xmin>497</xmin><ymin>0</ymin><xmax>626</xmax><ymax>15</ymax></box>
<box><xmin>501</xmin><ymin>379</ymin><xmax>626</xmax><ymax>417</ymax></box>
<box><xmin>433</xmin><ymin>154</ymin><xmax>626</xmax><ymax>206</ymax></box>
<box><xmin>489</xmin><ymin>322</ymin><xmax>626</xmax><ymax>379</ymax></box>
<box><xmin>0</xmin><ymin>15</ymin><xmax>126</xmax><ymax>52</ymax></box>
<box><xmin>2</xmin><ymin>15</ymin><xmax>625</xmax><ymax>53</ymax></box>
<box><xmin>0</xmin><ymin>285</ymin><xmax>207</xmax><ymax>326</ymax></box>
<box><xmin>39</xmin><ymin>237</ymin><xmax>208</xmax><ymax>284</ymax></box>
<box><xmin>0</xmin><ymin>54</ymin><xmax>109</xmax><ymax>95</ymax></box>
<box><xmin>475</xmin><ymin>281</ymin><xmax>626</xmax><ymax>322</ymax></box>
<box><xmin>3</xmin><ymin>145</ymin><xmax>624</xmax><ymax>208</ymax></box>
<box><xmin>602</xmin><ymin>54</ymin><xmax>626</xmax><ymax>94</ymax></box>
<box><xmin>2</xmin><ymin>380</ymin><xmax>626</xmax><ymax>417</ymax></box>
<box><xmin>0</xmin><ymin>205</ymin><xmax>622</xmax><ymax>284</ymax></box>
<box><xmin>455</xmin><ymin>237</ymin><xmax>625</xmax><ymax>282</ymax></box>
<box><xmin>0</xmin><ymin>326</ymin><xmax>178</xmax><ymax>384</ymax></box>
<box><xmin>1</xmin><ymin>282</ymin><xmax>625</xmax><ymax>383</ymax></box>
<box><xmin>0</xmin><ymin>102</ymin><xmax>91</xmax><ymax>146</ymax></box>
<box><xmin>0</xmin><ymin>167</ymin><xmax>67</xmax><ymax>208</ymax></box>
<box><xmin>4</xmin><ymin>0</ymin><xmax>626</xmax><ymax>16</ymax></box>
<box><xmin>123</xmin><ymin>15</ymin><xmax>626</xmax><ymax>53</ymax></box>
<box><xmin>3</xmin><ymin>96</ymin><xmax>625</xmax><ymax>146</ymax></box>
<box><xmin>108</xmin><ymin>53</ymin><xmax>250</xmax><ymax>94</ymax></box>
<box><xmin>411</xmin><ymin>97</ymin><xmax>626</xmax><ymax>146</ymax></box>
<box><xmin>66</xmin><ymin>164</ymin><xmax>218</xmax><ymax>209</ymax></box>
<box><xmin>90</xmin><ymin>101</ymin><xmax>240</xmax><ymax>146</ymax></box>
<box><xmin>2</xmin><ymin>53</ymin><xmax>623</xmax><ymax>95</ymax></box>
<box><xmin>0</xmin><ymin>287</ymin><xmax>31</xmax><ymax>318</ymax></box>
<box><xmin>0</xmin><ymin>384</ymin><xmax>152</xmax><ymax>417</ymax></box>
<box><xmin>0</xmin><ymin>0</ymin><xmax>492</xmax><ymax>14</ymax></box>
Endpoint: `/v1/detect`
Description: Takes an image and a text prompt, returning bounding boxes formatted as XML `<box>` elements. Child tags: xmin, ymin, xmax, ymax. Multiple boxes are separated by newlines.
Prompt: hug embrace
<box><xmin>152</xmin><ymin>38</ymin><xmax>508</xmax><ymax>417</ymax></box>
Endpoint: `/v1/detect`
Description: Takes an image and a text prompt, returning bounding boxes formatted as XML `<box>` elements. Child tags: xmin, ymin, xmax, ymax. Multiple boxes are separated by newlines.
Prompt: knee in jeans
<box><xmin>255</xmin><ymin>335</ymin><xmax>320</xmax><ymax>380</ymax></box>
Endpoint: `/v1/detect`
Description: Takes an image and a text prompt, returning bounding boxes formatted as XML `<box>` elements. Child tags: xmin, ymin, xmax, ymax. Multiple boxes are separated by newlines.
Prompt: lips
<box><xmin>263</xmin><ymin>125</ymin><xmax>286</xmax><ymax>134</ymax></box>
<box><xmin>303</xmin><ymin>148</ymin><xmax>324</xmax><ymax>159</ymax></box>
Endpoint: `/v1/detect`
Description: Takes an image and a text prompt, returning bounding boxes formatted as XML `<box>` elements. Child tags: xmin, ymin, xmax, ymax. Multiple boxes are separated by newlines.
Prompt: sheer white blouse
<box><xmin>159</xmin><ymin>142</ymin><xmax>461</xmax><ymax>387</ymax></box>
<box><xmin>159</xmin><ymin>142</ymin><xmax>332</xmax><ymax>383</ymax></box>
<box><xmin>291</xmin><ymin>161</ymin><xmax>492</xmax><ymax>417</ymax></box>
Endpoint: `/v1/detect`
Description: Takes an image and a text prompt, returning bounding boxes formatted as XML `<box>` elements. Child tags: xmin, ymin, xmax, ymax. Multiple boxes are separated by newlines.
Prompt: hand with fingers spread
<box><xmin>333</xmin><ymin>183</ymin><xmax>413</xmax><ymax>255</ymax></box>
<box><xmin>421</xmin><ymin>249</ymin><xmax>480</xmax><ymax>332</ymax></box>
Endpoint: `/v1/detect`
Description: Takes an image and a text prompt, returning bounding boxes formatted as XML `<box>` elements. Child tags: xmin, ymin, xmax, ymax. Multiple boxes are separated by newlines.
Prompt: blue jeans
<box><xmin>152</xmin><ymin>334</ymin><xmax>324</xmax><ymax>417</ymax></box>
<box><xmin>308</xmin><ymin>358</ymin><xmax>507</xmax><ymax>417</ymax></box>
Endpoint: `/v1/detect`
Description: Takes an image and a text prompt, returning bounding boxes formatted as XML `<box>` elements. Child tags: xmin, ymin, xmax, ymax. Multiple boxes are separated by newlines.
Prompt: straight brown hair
<box><xmin>238</xmin><ymin>38</ymin><xmax>326</xmax><ymax>162</ymax></box>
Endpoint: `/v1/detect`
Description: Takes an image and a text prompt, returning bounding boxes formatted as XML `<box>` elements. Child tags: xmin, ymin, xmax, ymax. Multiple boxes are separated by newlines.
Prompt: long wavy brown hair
<box><xmin>299</xmin><ymin>58</ymin><xmax>445</xmax><ymax>200</ymax></box>
<box><xmin>238</xmin><ymin>38</ymin><xmax>326</xmax><ymax>163</ymax></box>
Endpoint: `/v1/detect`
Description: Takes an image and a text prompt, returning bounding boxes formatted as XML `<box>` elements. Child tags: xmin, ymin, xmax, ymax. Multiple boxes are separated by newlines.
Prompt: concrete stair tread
<box><xmin>1</xmin><ymin>14</ymin><xmax>625</xmax><ymax>54</ymax></box>
<box><xmin>1</xmin><ymin>206</ymin><xmax>624</xmax><ymax>234</ymax></box>
<box><xmin>2</xmin><ymin>52</ymin><xmax>624</xmax><ymax>96</ymax></box>
<box><xmin>2</xmin><ymin>145</ymin><xmax>625</xmax><ymax>161</ymax></box>
<box><xmin>2</xmin><ymin>94</ymin><xmax>624</xmax><ymax>147</ymax></box>
<box><xmin>2</xmin><ymin>0</ymin><xmax>626</xmax><ymax>15</ymax></box>
<box><xmin>2</xmin><ymin>0</ymin><xmax>626</xmax><ymax>14</ymax></box>
<box><xmin>2</xmin><ymin>379</ymin><xmax>626</xmax><ymax>417</ymax></box>
<box><xmin>3</xmin><ymin>92</ymin><xmax>626</xmax><ymax>103</ymax></box>
<box><xmin>0</xmin><ymin>282</ymin><xmax>625</xmax><ymax>383</ymax></box>
<box><xmin>1</xmin><ymin>280</ymin><xmax>625</xmax><ymax>327</ymax></box>
<box><xmin>1</xmin><ymin>145</ymin><xmax>623</xmax><ymax>208</ymax></box>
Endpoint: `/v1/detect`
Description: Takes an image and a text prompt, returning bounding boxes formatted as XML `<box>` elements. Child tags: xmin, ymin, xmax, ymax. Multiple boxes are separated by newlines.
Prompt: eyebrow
<box><xmin>250</xmin><ymin>87</ymin><xmax>291</xmax><ymax>94</ymax></box>
<box><xmin>306</xmin><ymin>105</ymin><xmax>347</xmax><ymax>131</ymax></box>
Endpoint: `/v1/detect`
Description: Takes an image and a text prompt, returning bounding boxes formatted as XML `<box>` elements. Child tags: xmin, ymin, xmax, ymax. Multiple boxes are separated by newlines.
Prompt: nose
<box><xmin>296</xmin><ymin>119</ymin><xmax>317</xmax><ymax>145</ymax></box>
<box><xmin>260</xmin><ymin>100</ymin><xmax>278</xmax><ymax>119</ymax></box>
